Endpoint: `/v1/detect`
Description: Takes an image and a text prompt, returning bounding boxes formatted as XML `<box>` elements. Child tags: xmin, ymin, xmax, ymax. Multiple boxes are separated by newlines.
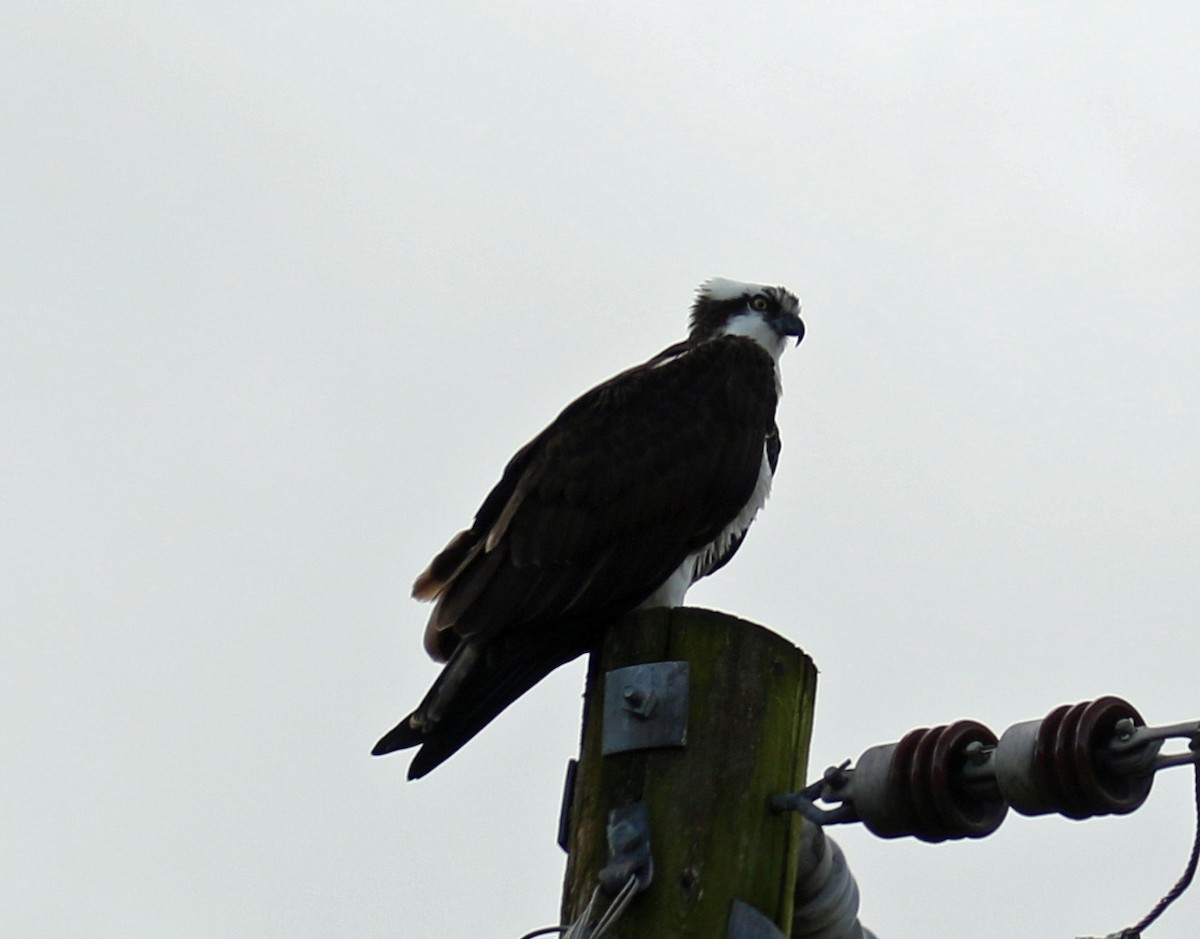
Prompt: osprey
<box><xmin>374</xmin><ymin>278</ymin><xmax>804</xmax><ymax>778</ymax></box>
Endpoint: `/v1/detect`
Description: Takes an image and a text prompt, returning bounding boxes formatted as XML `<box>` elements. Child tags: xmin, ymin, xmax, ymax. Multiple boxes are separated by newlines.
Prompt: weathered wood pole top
<box><xmin>562</xmin><ymin>606</ymin><xmax>818</xmax><ymax>937</ymax></box>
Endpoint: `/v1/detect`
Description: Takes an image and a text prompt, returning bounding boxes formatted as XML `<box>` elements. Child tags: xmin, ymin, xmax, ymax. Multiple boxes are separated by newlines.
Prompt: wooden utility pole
<box><xmin>561</xmin><ymin>607</ymin><xmax>817</xmax><ymax>937</ymax></box>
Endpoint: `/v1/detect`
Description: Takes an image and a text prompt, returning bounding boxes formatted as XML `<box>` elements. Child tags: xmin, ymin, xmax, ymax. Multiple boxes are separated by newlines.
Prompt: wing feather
<box><xmin>425</xmin><ymin>335</ymin><xmax>778</xmax><ymax>649</ymax></box>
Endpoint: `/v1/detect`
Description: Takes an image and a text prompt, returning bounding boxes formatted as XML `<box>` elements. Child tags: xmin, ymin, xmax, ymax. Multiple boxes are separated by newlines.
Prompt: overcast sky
<box><xmin>4</xmin><ymin>4</ymin><xmax>1200</xmax><ymax>938</ymax></box>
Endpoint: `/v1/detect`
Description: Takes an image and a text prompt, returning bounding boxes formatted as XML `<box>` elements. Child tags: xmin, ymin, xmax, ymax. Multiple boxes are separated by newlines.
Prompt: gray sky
<box><xmin>4</xmin><ymin>3</ymin><xmax>1199</xmax><ymax>937</ymax></box>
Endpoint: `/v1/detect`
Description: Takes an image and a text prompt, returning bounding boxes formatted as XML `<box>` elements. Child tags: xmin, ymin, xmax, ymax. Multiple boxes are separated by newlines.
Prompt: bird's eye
<box><xmin>750</xmin><ymin>296</ymin><xmax>769</xmax><ymax>312</ymax></box>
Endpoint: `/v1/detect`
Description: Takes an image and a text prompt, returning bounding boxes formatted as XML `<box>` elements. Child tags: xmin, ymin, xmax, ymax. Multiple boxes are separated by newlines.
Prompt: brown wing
<box><xmin>421</xmin><ymin>335</ymin><xmax>779</xmax><ymax>658</ymax></box>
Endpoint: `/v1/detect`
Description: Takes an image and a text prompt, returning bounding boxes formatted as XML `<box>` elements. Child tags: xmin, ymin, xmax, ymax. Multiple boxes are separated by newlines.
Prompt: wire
<box><xmin>563</xmin><ymin>884</ymin><xmax>602</xmax><ymax>939</ymax></box>
<box><xmin>1081</xmin><ymin>742</ymin><xmax>1200</xmax><ymax>939</ymax></box>
<box><xmin>1124</xmin><ymin>746</ymin><xmax>1200</xmax><ymax>937</ymax></box>
<box><xmin>589</xmin><ymin>875</ymin><xmax>639</xmax><ymax>939</ymax></box>
<box><xmin>520</xmin><ymin>873</ymin><xmax>640</xmax><ymax>939</ymax></box>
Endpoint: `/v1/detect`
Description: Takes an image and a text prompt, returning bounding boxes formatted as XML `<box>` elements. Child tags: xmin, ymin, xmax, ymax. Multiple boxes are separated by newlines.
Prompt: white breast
<box><xmin>636</xmin><ymin>444</ymin><xmax>774</xmax><ymax>609</ymax></box>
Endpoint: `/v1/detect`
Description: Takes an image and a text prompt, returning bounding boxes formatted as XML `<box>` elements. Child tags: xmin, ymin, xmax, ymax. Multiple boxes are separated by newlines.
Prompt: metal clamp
<box><xmin>1104</xmin><ymin>717</ymin><xmax>1200</xmax><ymax>773</ymax></box>
<box><xmin>599</xmin><ymin>801</ymin><xmax>653</xmax><ymax>895</ymax></box>
<box><xmin>601</xmin><ymin>661</ymin><xmax>689</xmax><ymax>756</ymax></box>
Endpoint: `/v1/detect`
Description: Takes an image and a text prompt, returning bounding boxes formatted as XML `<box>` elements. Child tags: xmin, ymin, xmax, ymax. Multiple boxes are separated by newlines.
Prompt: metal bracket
<box><xmin>598</xmin><ymin>801</ymin><xmax>653</xmax><ymax>894</ymax></box>
<box><xmin>1105</xmin><ymin>717</ymin><xmax>1200</xmax><ymax>772</ymax></box>
<box><xmin>772</xmin><ymin>760</ymin><xmax>860</xmax><ymax>827</ymax></box>
<box><xmin>601</xmin><ymin>661</ymin><xmax>689</xmax><ymax>756</ymax></box>
<box><xmin>727</xmin><ymin>899</ymin><xmax>786</xmax><ymax>939</ymax></box>
<box><xmin>557</xmin><ymin>758</ymin><xmax>578</xmax><ymax>853</ymax></box>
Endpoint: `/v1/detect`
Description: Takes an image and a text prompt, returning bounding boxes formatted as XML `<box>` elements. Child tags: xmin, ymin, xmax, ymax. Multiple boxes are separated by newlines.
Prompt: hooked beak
<box><xmin>778</xmin><ymin>311</ymin><xmax>805</xmax><ymax>346</ymax></box>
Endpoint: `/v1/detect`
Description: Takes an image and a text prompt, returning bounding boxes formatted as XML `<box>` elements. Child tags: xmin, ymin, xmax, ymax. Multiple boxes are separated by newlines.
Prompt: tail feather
<box><xmin>371</xmin><ymin>714</ymin><xmax>424</xmax><ymax>754</ymax></box>
<box><xmin>372</xmin><ymin>632</ymin><xmax>590</xmax><ymax>779</ymax></box>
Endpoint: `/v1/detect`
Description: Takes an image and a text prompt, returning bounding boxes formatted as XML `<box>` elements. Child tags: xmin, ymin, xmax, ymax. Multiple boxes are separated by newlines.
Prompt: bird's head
<box><xmin>689</xmin><ymin>278</ymin><xmax>804</xmax><ymax>359</ymax></box>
